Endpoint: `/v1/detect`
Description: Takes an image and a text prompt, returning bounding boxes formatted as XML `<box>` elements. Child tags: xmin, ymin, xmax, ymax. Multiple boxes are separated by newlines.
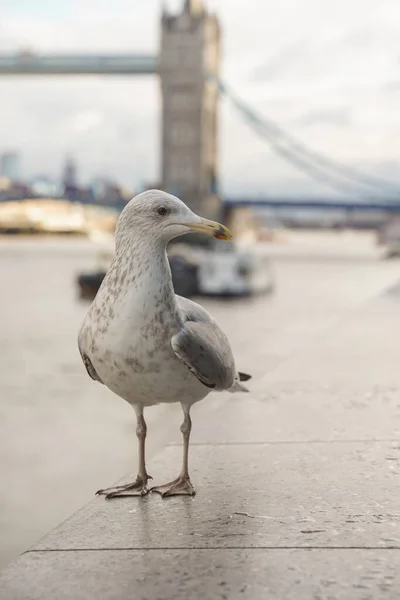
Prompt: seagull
<box><xmin>78</xmin><ymin>190</ymin><xmax>251</xmax><ymax>498</ymax></box>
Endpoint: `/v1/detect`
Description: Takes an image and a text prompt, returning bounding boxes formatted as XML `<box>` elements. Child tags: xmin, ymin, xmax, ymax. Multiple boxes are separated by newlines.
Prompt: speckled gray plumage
<box><xmin>78</xmin><ymin>190</ymin><xmax>248</xmax><ymax>411</ymax></box>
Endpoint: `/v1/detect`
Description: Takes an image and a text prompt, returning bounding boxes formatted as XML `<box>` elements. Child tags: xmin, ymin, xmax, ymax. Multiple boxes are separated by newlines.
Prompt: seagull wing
<box><xmin>172</xmin><ymin>295</ymin><xmax>245</xmax><ymax>391</ymax></box>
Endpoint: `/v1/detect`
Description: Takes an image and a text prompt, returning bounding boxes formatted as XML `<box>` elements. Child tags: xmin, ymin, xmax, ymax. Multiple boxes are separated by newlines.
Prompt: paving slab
<box><xmin>257</xmin><ymin>299</ymin><xmax>400</xmax><ymax>388</ymax></box>
<box><xmin>32</xmin><ymin>442</ymin><xmax>400</xmax><ymax>550</ymax></box>
<box><xmin>1</xmin><ymin>549</ymin><xmax>400</xmax><ymax>600</ymax></box>
<box><xmin>190</xmin><ymin>383</ymin><xmax>400</xmax><ymax>444</ymax></box>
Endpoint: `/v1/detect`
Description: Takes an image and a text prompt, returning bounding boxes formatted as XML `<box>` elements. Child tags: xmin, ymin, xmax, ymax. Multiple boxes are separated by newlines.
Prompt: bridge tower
<box><xmin>159</xmin><ymin>0</ymin><xmax>221</xmax><ymax>219</ymax></box>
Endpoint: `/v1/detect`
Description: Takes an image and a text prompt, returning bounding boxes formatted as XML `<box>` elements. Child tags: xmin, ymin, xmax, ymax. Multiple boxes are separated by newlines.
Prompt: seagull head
<box><xmin>116</xmin><ymin>189</ymin><xmax>232</xmax><ymax>244</ymax></box>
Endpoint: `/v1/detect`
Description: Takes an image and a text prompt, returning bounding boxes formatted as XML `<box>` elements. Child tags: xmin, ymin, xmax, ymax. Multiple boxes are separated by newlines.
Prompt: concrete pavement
<box><xmin>1</xmin><ymin>232</ymin><xmax>400</xmax><ymax>598</ymax></box>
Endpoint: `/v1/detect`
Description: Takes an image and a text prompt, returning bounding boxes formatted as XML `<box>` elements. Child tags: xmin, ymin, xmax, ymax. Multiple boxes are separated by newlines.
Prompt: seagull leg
<box><xmin>151</xmin><ymin>403</ymin><xmax>195</xmax><ymax>497</ymax></box>
<box><xmin>96</xmin><ymin>405</ymin><xmax>152</xmax><ymax>499</ymax></box>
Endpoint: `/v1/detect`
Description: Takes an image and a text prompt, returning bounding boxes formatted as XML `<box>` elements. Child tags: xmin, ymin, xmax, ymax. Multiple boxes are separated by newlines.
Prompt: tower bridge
<box><xmin>1</xmin><ymin>0</ymin><xmax>399</xmax><ymax>217</ymax></box>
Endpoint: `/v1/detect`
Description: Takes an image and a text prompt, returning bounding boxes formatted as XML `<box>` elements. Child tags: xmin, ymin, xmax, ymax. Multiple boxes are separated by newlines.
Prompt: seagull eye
<box><xmin>157</xmin><ymin>206</ymin><xmax>168</xmax><ymax>216</ymax></box>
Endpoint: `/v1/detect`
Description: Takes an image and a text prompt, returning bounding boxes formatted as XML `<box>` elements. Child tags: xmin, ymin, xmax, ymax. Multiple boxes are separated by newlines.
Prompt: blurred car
<box><xmin>196</xmin><ymin>242</ymin><xmax>274</xmax><ymax>296</ymax></box>
<box><xmin>377</xmin><ymin>217</ymin><xmax>400</xmax><ymax>258</ymax></box>
<box><xmin>77</xmin><ymin>236</ymin><xmax>274</xmax><ymax>300</ymax></box>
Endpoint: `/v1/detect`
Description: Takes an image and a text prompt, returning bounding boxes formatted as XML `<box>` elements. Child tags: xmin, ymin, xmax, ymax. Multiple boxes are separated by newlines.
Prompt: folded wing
<box><xmin>172</xmin><ymin>296</ymin><xmax>246</xmax><ymax>391</ymax></box>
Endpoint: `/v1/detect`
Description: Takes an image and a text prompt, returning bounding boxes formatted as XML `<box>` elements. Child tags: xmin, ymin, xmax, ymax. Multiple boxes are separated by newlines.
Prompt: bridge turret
<box><xmin>184</xmin><ymin>0</ymin><xmax>205</xmax><ymax>16</ymax></box>
<box><xmin>159</xmin><ymin>0</ymin><xmax>221</xmax><ymax>220</ymax></box>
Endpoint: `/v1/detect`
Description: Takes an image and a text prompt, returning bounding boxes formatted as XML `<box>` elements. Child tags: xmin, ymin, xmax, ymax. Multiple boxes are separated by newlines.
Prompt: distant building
<box><xmin>62</xmin><ymin>156</ymin><xmax>78</xmax><ymax>189</ymax></box>
<box><xmin>159</xmin><ymin>0</ymin><xmax>221</xmax><ymax>218</ymax></box>
<box><xmin>89</xmin><ymin>178</ymin><xmax>130</xmax><ymax>208</ymax></box>
<box><xmin>0</xmin><ymin>152</ymin><xmax>21</xmax><ymax>181</ymax></box>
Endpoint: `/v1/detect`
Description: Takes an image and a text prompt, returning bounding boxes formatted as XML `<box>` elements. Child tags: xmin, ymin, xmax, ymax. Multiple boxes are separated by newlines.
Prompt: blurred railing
<box><xmin>0</xmin><ymin>53</ymin><xmax>157</xmax><ymax>75</ymax></box>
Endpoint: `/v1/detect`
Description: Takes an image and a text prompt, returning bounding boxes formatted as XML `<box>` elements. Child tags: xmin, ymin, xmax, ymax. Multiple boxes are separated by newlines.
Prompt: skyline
<box><xmin>0</xmin><ymin>0</ymin><xmax>399</xmax><ymax>196</ymax></box>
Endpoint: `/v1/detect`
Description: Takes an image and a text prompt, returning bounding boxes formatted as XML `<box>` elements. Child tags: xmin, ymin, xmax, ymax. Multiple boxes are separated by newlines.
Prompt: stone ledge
<box><xmin>2</xmin><ymin>549</ymin><xmax>400</xmax><ymax>600</ymax></box>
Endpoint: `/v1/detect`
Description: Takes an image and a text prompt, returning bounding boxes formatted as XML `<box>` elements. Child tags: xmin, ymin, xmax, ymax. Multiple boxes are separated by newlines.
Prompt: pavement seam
<box><xmin>22</xmin><ymin>546</ymin><xmax>400</xmax><ymax>553</ymax></box>
<box><xmin>169</xmin><ymin>439</ymin><xmax>400</xmax><ymax>446</ymax></box>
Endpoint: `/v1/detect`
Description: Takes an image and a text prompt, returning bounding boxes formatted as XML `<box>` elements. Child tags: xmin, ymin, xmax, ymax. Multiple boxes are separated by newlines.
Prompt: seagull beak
<box><xmin>185</xmin><ymin>217</ymin><xmax>232</xmax><ymax>241</ymax></box>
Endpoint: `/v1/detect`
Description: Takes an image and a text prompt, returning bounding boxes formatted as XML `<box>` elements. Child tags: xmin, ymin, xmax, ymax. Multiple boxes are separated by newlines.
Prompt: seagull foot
<box><xmin>96</xmin><ymin>475</ymin><xmax>152</xmax><ymax>499</ymax></box>
<box><xmin>151</xmin><ymin>474</ymin><xmax>196</xmax><ymax>498</ymax></box>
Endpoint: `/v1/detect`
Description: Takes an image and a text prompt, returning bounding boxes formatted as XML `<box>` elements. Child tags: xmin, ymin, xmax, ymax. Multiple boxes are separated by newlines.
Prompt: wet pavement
<box><xmin>1</xmin><ymin>232</ymin><xmax>400</xmax><ymax>598</ymax></box>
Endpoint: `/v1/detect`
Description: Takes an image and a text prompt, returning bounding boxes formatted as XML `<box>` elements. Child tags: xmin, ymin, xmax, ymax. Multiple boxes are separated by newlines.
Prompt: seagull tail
<box><xmin>229</xmin><ymin>371</ymin><xmax>251</xmax><ymax>393</ymax></box>
<box><xmin>229</xmin><ymin>380</ymin><xmax>250</xmax><ymax>393</ymax></box>
<box><xmin>238</xmin><ymin>371</ymin><xmax>251</xmax><ymax>382</ymax></box>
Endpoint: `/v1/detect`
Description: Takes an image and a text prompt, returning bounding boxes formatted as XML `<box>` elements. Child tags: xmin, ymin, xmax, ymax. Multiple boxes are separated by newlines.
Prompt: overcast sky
<box><xmin>0</xmin><ymin>0</ymin><xmax>399</xmax><ymax>196</ymax></box>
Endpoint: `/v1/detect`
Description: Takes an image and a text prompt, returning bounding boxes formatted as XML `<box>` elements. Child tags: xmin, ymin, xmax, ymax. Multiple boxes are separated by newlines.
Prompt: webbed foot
<box><xmin>96</xmin><ymin>474</ymin><xmax>152</xmax><ymax>499</ymax></box>
<box><xmin>151</xmin><ymin>474</ymin><xmax>195</xmax><ymax>498</ymax></box>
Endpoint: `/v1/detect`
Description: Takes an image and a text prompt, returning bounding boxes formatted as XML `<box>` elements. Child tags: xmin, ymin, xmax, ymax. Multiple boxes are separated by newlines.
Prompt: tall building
<box><xmin>62</xmin><ymin>156</ymin><xmax>77</xmax><ymax>189</ymax></box>
<box><xmin>0</xmin><ymin>152</ymin><xmax>21</xmax><ymax>181</ymax></box>
<box><xmin>159</xmin><ymin>0</ymin><xmax>221</xmax><ymax>218</ymax></box>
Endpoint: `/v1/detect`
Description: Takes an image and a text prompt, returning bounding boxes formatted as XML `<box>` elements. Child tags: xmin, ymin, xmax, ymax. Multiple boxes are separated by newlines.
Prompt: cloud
<box><xmin>381</xmin><ymin>81</ymin><xmax>400</xmax><ymax>93</ymax></box>
<box><xmin>360</xmin><ymin>159</ymin><xmax>400</xmax><ymax>183</ymax></box>
<box><xmin>251</xmin><ymin>42</ymin><xmax>310</xmax><ymax>82</ymax></box>
<box><xmin>67</xmin><ymin>109</ymin><xmax>104</xmax><ymax>134</ymax></box>
<box><xmin>0</xmin><ymin>1</ymin><xmax>158</xmax><ymax>52</ymax></box>
<box><xmin>296</xmin><ymin>108</ymin><xmax>352</xmax><ymax>128</ymax></box>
